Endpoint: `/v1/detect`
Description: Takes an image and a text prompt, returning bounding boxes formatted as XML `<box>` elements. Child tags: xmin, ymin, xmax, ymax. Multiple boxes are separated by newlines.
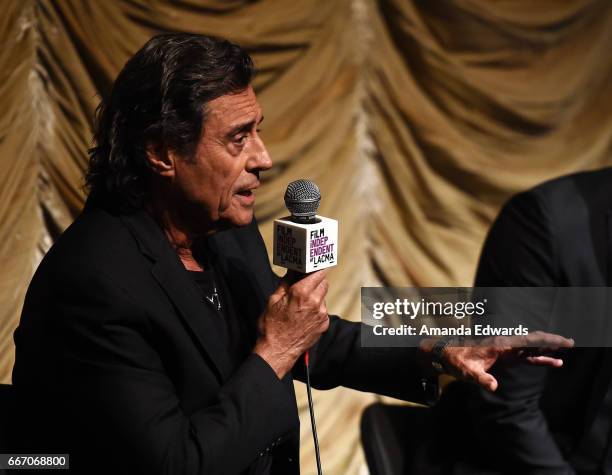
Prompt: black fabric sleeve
<box><xmin>470</xmin><ymin>189</ymin><xmax>576</xmax><ymax>475</ymax></box>
<box><xmin>54</xmin><ymin>271</ymin><xmax>297</xmax><ymax>475</ymax></box>
<box><xmin>291</xmin><ymin>316</ymin><xmax>431</xmax><ymax>404</ymax></box>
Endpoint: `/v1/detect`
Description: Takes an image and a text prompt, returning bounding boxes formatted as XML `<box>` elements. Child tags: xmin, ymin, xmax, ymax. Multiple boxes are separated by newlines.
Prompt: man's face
<box><xmin>172</xmin><ymin>86</ymin><xmax>271</xmax><ymax>231</ymax></box>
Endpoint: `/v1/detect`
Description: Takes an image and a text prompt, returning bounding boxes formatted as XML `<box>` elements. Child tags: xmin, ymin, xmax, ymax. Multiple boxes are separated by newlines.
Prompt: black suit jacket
<box><xmin>12</xmin><ymin>204</ymin><xmax>429</xmax><ymax>475</ymax></box>
<box><xmin>414</xmin><ymin>168</ymin><xmax>612</xmax><ymax>475</ymax></box>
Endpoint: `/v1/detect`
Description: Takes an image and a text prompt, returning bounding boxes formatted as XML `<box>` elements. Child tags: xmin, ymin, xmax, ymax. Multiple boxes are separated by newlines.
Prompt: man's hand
<box><xmin>254</xmin><ymin>270</ymin><xmax>330</xmax><ymax>379</ymax></box>
<box><xmin>420</xmin><ymin>331</ymin><xmax>574</xmax><ymax>392</ymax></box>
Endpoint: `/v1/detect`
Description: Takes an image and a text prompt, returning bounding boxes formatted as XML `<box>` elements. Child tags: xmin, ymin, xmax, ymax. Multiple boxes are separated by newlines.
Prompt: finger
<box><xmin>525</xmin><ymin>355</ymin><xmax>564</xmax><ymax>367</ymax></box>
<box><xmin>479</xmin><ymin>336</ymin><xmax>512</xmax><ymax>351</ymax></box>
<box><xmin>472</xmin><ymin>370</ymin><xmax>498</xmax><ymax>392</ymax></box>
<box><xmin>277</xmin><ymin>276</ymin><xmax>291</xmax><ymax>292</ymax></box>
<box><xmin>291</xmin><ymin>269</ymin><xmax>328</xmax><ymax>293</ymax></box>
<box><xmin>309</xmin><ymin>278</ymin><xmax>329</xmax><ymax>303</ymax></box>
<box><xmin>523</xmin><ymin>332</ymin><xmax>574</xmax><ymax>349</ymax></box>
<box><xmin>269</xmin><ymin>281</ymin><xmax>289</xmax><ymax>306</ymax></box>
<box><xmin>527</xmin><ymin>332</ymin><xmax>574</xmax><ymax>348</ymax></box>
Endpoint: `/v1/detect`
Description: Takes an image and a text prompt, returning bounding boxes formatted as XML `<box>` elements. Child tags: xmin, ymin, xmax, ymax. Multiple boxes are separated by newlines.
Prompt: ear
<box><xmin>145</xmin><ymin>142</ymin><xmax>175</xmax><ymax>178</ymax></box>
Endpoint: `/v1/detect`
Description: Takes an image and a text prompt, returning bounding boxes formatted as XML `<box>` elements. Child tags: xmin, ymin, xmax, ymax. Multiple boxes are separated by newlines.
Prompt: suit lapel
<box><xmin>207</xmin><ymin>228</ymin><xmax>268</xmax><ymax>345</ymax></box>
<box><xmin>150</xmin><ymin>254</ymin><xmax>232</xmax><ymax>382</ymax></box>
<box><xmin>120</xmin><ymin>210</ymin><xmax>231</xmax><ymax>383</ymax></box>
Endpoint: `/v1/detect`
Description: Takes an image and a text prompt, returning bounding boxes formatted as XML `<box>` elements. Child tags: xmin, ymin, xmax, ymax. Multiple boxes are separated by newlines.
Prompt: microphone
<box><xmin>273</xmin><ymin>179</ymin><xmax>338</xmax><ymax>273</ymax></box>
<box><xmin>273</xmin><ymin>179</ymin><xmax>334</xmax><ymax>475</ymax></box>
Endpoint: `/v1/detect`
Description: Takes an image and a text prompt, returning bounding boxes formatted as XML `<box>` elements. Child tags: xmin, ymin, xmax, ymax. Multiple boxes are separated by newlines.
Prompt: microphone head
<box><xmin>284</xmin><ymin>179</ymin><xmax>320</xmax><ymax>220</ymax></box>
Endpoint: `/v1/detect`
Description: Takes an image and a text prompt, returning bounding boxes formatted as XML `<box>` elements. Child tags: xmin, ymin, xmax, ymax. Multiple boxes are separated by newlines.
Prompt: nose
<box><xmin>246</xmin><ymin>135</ymin><xmax>272</xmax><ymax>173</ymax></box>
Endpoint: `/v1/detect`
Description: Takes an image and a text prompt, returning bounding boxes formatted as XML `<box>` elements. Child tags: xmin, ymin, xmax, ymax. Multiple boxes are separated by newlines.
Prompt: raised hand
<box><xmin>421</xmin><ymin>331</ymin><xmax>574</xmax><ymax>392</ymax></box>
<box><xmin>254</xmin><ymin>270</ymin><xmax>329</xmax><ymax>378</ymax></box>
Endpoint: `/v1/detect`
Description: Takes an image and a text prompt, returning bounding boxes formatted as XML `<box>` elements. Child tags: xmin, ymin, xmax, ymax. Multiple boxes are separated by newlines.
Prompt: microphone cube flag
<box><xmin>273</xmin><ymin>215</ymin><xmax>338</xmax><ymax>273</ymax></box>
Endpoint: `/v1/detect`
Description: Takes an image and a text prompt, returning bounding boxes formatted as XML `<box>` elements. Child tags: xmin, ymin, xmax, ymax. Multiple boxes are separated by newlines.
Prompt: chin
<box><xmin>227</xmin><ymin>210</ymin><xmax>254</xmax><ymax>228</ymax></box>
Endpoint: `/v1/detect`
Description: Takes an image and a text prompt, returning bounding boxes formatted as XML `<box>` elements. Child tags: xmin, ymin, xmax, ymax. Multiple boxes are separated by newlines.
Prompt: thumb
<box><xmin>269</xmin><ymin>280</ymin><xmax>289</xmax><ymax>306</ymax></box>
<box><xmin>474</xmin><ymin>370</ymin><xmax>498</xmax><ymax>392</ymax></box>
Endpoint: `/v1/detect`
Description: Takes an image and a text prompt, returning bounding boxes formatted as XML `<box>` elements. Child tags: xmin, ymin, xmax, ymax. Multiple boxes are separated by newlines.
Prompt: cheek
<box><xmin>218</xmin><ymin>169</ymin><xmax>243</xmax><ymax>209</ymax></box>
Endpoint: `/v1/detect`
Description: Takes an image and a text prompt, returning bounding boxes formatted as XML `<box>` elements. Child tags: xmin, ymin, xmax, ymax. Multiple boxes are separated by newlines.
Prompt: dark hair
<box><xmin>86</xmin><ymin>33</ymin><xmax>254</xmax><ymax>208</ymax></box>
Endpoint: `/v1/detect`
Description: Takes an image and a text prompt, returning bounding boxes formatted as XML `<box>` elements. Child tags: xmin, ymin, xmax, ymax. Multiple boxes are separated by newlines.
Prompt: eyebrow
<box><xmin>226</xmin><ymin>116</ymin><xmax>264</xmax><ymax>138</ymax></box>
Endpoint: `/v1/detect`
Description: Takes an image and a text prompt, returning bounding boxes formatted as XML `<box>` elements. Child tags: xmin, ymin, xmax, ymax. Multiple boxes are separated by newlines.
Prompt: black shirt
<box><xmin>187</xmin><ymin>267</ymin><xmax>247</xmax><ymax>372</ymax></box>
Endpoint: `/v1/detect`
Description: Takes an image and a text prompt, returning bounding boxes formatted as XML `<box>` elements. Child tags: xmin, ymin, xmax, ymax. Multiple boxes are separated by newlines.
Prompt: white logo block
<box><xmin>273</xmin><ymin>216</ymin><xmax>338</xmax><ymax>273</ymax></box>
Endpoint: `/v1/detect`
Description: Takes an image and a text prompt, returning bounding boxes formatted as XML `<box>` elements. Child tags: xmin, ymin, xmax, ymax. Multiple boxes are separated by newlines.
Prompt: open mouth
<box><xmin>236</xmin><ymin>190</ymin><xmax>253</xmax><ymax>197</ymax></box>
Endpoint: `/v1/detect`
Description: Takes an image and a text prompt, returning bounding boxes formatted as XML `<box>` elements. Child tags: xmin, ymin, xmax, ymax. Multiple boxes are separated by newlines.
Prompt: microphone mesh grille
<box><xmin>284</xmin><ymin>179</ymin><xmax>321</xmax><ymax>217</ymax></box>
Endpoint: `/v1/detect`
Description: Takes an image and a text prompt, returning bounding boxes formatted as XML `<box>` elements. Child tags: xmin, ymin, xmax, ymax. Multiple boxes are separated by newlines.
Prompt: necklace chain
<box><xmin>204</xmin><ymin>282</ymin><xmax>222</xmax><ymax>311</ymax></box>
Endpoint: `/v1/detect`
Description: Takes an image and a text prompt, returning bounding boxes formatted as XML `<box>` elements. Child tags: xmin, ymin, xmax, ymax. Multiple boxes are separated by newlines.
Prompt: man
<box><xmin>412</xmin><ymin>169</ymin><xmax>612</xmax><ymax>475</ymax></box>
<box><xmin>468</xmin><ymin>169</ymin><xmax>612</xmax><ymax>475</ymax></box>
<box><xmin>12</xmin><ymin>33</ymin><xmax>571</xmax><ymax>475</ymax></box>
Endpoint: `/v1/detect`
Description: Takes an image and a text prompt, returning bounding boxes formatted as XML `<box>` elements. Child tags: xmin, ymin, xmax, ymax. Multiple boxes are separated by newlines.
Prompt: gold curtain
<box><xmin>2</xmin><ymin>1</ymin><xmax>612</xmax><ymax>473</ymax></box>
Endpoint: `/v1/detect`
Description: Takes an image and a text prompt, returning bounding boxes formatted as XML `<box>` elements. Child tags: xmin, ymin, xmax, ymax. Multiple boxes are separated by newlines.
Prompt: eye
<box><xmin>233</xmin><ymin>134</ymin><xmax>248</xmax><ymax>145</ymax></box>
